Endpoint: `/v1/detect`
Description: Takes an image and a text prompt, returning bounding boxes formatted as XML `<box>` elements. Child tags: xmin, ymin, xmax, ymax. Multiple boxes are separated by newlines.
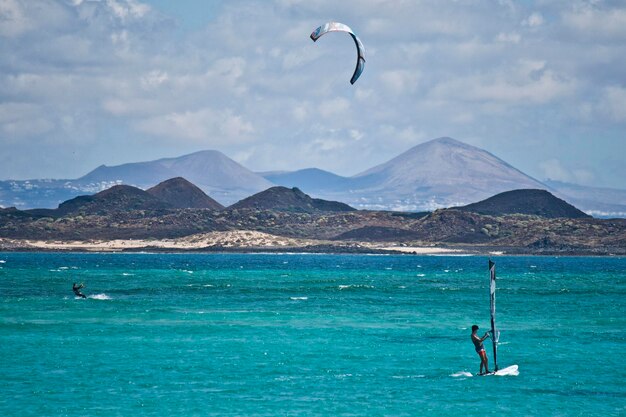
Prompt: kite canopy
<box><xmin>310</xmin><ymin>22</ymin><xmax>365</xmax><ymax>85</ymax></box>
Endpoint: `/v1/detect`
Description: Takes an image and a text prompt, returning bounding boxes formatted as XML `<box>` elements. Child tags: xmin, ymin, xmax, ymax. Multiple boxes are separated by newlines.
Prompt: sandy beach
<box><xmin>0</xmin><ymin>230</ymin><xmax>464</xmax><ymax>254</ymax></box>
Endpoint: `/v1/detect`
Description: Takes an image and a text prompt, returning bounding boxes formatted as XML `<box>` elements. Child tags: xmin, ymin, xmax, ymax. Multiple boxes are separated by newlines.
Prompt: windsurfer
<box><xmin>471</xmin><ymin>325</ymin><xmax>491</xmax><ymax>375</ymax></box>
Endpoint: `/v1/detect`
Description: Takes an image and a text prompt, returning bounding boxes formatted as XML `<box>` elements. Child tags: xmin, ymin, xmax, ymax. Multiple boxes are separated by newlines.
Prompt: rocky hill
<box><xmin>229</xmin><ymin>186</ymin><xmax>355</xmax><ymax>212</ymax></box>
<box><xmin>146</xmin><ymin>177</ymin><xmax>224</xmax><ymax>210</ymax></box>
<box><xmin>78</xmin><ymin>150</ymin><xmax>273</xmax><ymax>205</ymax></box>
<box><xmin>3</xmin><ymin>138</ymin><xmax>625</xmax><ymax>216</ymax></box>
<box><xmin>260</xmin><ymin>137</ymin><xmax>552</xmax><ymax>211</ymax></box>
<box><xmin>457</xmin><ymin>189</ymin><xmax>591</xmax><ymax>219</ymax></box>
<box><xmin>52</xmin><ymin>185</ymin><xmax>173</xmax><ymax>216</ymax></box>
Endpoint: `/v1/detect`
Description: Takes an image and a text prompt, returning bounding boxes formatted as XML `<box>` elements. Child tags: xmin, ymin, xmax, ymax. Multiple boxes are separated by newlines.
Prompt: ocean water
<box><xmin>0</xmin><ymin>253</ymin><xmax>624</xmax><ymax>416</ymax></box>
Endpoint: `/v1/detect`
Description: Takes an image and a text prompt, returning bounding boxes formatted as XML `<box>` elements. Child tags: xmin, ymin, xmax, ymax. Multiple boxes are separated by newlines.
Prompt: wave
<box><xmin>290</xmin><ymin>297</ymin><xmax>308</xmax><ymax>300</ymax></box>
<box><xmin>88</xmin><ymin>293</ymin><xmax>111</xmax><ymax>300</ymax></box>
<box><xmin>338</xmin><ymin>284</ymin><xmax>374</xmax><ymax>290</ymax></box>
<box><xmin>451</xmin><ymin>371</ymin><xmax>473</xmax><ymax>378</ymax></box>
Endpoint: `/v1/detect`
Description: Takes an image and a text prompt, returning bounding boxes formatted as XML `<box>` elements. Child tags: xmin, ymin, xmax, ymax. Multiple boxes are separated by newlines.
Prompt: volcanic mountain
<box><xmin>260</xmin><ymin>137</ymin><xmax>550</xmax><ymax>211</ymax></box>
<box><xmin>228</xmin><ymin>186</ymin><xmax>355</xmax><ymax>212</ymax></box>
<box><xmin>261</xmin><ymin>168</ymin><xmax>353</xmax><ymax>193</ymax></box>
<box><xmin>146</xmin><ymin>177</ymin><xmax>224</xmax><ymax>210</ymax></box>
<box><xmin>77</xmin><ymin>150</ymin><xmax>273</xmax><ymax>206</ymax></box>
<box><xmin>457</xmin><ymin>189</ymin><xmax>591</xmax><ymax>218</ymax></box>
<box><xmin>28</xmin><ymin>185</ymin><xmax>174</xmax><ymax>217</ymax></box>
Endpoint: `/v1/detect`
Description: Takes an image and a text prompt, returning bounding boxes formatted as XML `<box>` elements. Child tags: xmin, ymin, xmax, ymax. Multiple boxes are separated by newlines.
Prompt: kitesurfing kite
<box><xmin>310</xmin><ymin>22</ymin><xmax>365</xmax><ymax>85</ymax></box>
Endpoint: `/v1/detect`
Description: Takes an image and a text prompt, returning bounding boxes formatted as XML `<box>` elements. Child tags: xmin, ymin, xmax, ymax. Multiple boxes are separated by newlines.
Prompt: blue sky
<box><xmin>0</xmin><ymin>0</ymin><xmax>624</xmax><ymax>188</ymax></box>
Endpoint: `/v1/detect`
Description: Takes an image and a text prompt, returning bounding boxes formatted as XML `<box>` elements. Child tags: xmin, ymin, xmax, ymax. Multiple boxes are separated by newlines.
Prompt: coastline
<box><xmin>1</xmin><ymin>230</ymin><xmax>622</xmax><ymax>256</ymax></box>
<box><xmin>0</xmin><ymin>231</ymin><xmax>463</xmax><ymax>255</ymax></box>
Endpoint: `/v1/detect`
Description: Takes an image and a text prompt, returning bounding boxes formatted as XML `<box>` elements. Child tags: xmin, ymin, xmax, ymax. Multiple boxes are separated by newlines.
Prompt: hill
<box><xmin>256</xmin><ymin>137</ymin><xmax>554</xmax><ymax>212</ymax></box>
<box><xmin>32</xmin><ymin>185</ymin><xmax>173</xmax><ymax>217</ymax></box>
<box><xmin>456</xmin><ymin>189</ymin><xmax>591</xmax><ymax>218</ymax></box>
<box><xmin>260</xmin><ymin>168</ymin><xmax>353</xmax><ymax>193</ymax></box>
<box><xmin>78</xmin><ymin>150</ymin><xmax>273</xmax><ymax>205</ymax></box>
<box><xmin>345</xmin><ymin>137</ymin><xmax>548</xmax><ymax>209</ymax></box>
<box><xmin>146</xmin><ymin>177</ymin><xmax>224</xmax><ymax>210</ymax></box>
<box><xmin>2</xmin><ymin>138</ymin><xmax>624</xmax><ymax>216</ymax></box>
<box><xmin>228</xmin><ymin>186</ymin><xmax>355</xmax><ymax>212</ymax></box>
<box><xmin>545</xmin><ymin>180</ymin><xmax>626</xmax><ymax>218</ymax></box>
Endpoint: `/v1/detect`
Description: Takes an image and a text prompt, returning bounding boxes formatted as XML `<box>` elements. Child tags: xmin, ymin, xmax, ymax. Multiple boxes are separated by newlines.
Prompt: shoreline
<box><xmin>1</xmin><ymin>231</ymin><xmax>623</xmax><ymax>257</ymax></box>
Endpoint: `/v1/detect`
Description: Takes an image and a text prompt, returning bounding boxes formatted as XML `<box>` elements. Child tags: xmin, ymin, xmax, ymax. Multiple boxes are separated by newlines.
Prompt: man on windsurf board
<box><xmin>471</xmin><ymin>325</ymin><xmax>491</xmax><ymax>375</ymax></box>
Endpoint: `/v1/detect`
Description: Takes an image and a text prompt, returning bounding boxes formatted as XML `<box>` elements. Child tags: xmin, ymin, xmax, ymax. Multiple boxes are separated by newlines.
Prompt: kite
<box><xmin>310</xmin><ymin>22</ymin><xmax>365</xmax><ymax>85</ymax></box>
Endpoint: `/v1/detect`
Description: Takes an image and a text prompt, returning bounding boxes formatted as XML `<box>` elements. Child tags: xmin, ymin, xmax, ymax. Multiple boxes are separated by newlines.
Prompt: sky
<box><xmin>0</xmin><ymin>0</ymin><xmax>625</xmax><ymax>188</ymax></box>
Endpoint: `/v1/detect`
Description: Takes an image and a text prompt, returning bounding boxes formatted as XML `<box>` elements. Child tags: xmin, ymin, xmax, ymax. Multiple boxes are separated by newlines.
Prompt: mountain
<box><xmin>228</xmin><ymin>186</ymin><xmax>355</xmax><ymax>212</ymax></box>
<box><xmin>261</xmin><ymin>168</ymin><xmax>353</xmax><ymax>193</ymax></box>
<box><xmin>347</xmin><ymin>137</ymin><xmax>548</xmax><ymax>207</ymax></box>
<box><xmin>26</xmin><ymin>184</ymin><xmax>174</xmax><ymax>217</ymax></box>
<box><xmin>457</xmin><ymin>189</ymin><xmax>591</xmax><ymax>218</ymax></box>
<box><xmin>146</xmin><ymin>177</ymin><xmax>224</xmax><ymax>210</ymax></box>
<box><xmin>268</xmin><ymin>137</ymin><xmax>550</xmax><ymax>211</ymax></box>
<box><xmin>0</xmin><ymin>150</ymin><xmax>274</xmax><ymax>209</ymax></box>
<box><xmin>2</xmin><ymin>138</ymin><xmax>625</xmax><ymax>217</ymax></box>
<box><xmin>545</xmin><ymin>180</ymin><xmax>626</xmax><ymax>218</ymax></box>
<box><xmin>257</xmin><ymin>139</ymin><xmax>626</xmax><ymax>216</ymax></box>
<box><xmin>78</xmin><ymin>150</ymin><xmax>273</xmax><ymax>205</ymax></box>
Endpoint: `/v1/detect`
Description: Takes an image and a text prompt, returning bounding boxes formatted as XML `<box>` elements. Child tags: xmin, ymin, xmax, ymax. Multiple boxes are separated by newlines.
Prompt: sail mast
<box><xmin>489</xmin><ymin>259</ymin><xmax>499</xmax><ymax>371</ymax></box>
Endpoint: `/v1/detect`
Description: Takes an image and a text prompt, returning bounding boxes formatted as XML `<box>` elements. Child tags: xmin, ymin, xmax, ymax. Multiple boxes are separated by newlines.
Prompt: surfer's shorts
<box><xmin>476</xmin><ymin>348</ymin><xmax>485</xmax><ymax>355</ymax></box>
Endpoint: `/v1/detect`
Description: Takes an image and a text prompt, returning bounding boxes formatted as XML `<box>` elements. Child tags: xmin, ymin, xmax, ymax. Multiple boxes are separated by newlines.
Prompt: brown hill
<box><xmin>457</xmin><ymin>189</ymin><xmax>591</xmax><ymax>219</ymax></box>
<box><xmin>146</xmin><ymin>177</ymin><xmax>224</xmax><ymax>210</ymax></box>
<box><xmin>229</xmin><ymin>186</ymin><xmax>355</xmax><ymax>212</ymax></box>
<box><xmin>53</xmin><ymin>185</ymin><xmax>173</xmax><ymax>216</ymax></box>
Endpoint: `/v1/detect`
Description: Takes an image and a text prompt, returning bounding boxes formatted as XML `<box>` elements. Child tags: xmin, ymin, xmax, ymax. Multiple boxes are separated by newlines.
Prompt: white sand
<box><xmin>2</xmin><ymin>232</ymin><xmax>465</xmax><ymax>254</ymax></box>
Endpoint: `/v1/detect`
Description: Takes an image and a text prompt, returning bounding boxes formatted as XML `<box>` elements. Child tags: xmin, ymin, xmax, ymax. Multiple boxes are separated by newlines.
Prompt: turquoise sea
<box><xmin>0</xmin><ymin>253</ymin><xmax>624</xmax><ymax>416</ymax></box>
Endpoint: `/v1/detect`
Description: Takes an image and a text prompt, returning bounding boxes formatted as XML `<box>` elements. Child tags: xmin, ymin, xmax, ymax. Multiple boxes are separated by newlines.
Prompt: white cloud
<box><xmin>140</xmin><ymin>70</ymin><xmax>169</xmax><ymax>89</ymax></box>
<box><xmin>380</xmin><ymin>70</ymin><xmax>420</xmax><ymax>95</ymax></box>
<box><xmin>539</xmin><ymin>158</ymin><xmax>595</xmax><ymax>185</ymax></box>
<box><xmin>562</xmin><ymin>6</ymin><xmax>626</xmax><ymax>39</ymax></box>
<box><xmin>602</xmin><ymin>86</ymin><xmax>626</xmax><ymax>122</ymax></box>
<box><xmin>431</xmin><ymin>61</ymin><xmax>576</xmax><ymax>105</ymax></box>
<box><xmin>0</xmin><ymin>102</ymin><xmax>54</xmax><ymax>138</ymax></box>
<box><xmin>522</xmin><ymin>12</ymin><xmax>544</xmax><ymax>27</ymax></box>
<box><xmin>105</xmin><ymin>0</ymin><xmax>151</xmax><ymax>21</ymax></box>
<box><xmin>318</xmin><ymin>97</ymin><xmax>351</xmax><ymax>119</ymax></box>
<box><xmin>135</xmin><ymin>108</ymin><xmax>254</xmax><ymax>143</ymax></box>
<box><xmin>0</xmin><ymin>0</ymin><xmax>625</xmax><ymax>188</ymax></box>
<box><xmin>0</xmin><ymin>0</ymin><xmax>33</xmax><ymax>37</ymax></box>
<box><xmin>495</xmin><ymin>32</ymin><xmax>521</xmax><ymax>43</ymax></box>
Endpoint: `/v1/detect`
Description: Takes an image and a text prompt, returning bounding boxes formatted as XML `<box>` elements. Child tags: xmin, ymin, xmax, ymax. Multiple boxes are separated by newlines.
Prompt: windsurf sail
<box><xmin>489</xmin><ymin>260</ymin><xmax>499</xmax><ymax>371</ymax></box>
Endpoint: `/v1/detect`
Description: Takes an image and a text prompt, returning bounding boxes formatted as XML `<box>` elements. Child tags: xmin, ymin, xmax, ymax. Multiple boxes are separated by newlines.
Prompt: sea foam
<box><xmin>88</xmin><ymin>293</ymin><xmax>111</xmax><ymax>300</ymax></box>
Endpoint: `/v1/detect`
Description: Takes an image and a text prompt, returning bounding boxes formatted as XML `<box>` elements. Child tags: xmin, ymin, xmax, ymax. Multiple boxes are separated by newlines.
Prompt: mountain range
<box><xmin>1</xmin><ymin>137</ymin><xmax>624</xmax><ymax>217</ymax></box>
<box><xmin>2</xmin><ymin>182</ymin><xmax>623</xmax><ymax>255</ymax></box>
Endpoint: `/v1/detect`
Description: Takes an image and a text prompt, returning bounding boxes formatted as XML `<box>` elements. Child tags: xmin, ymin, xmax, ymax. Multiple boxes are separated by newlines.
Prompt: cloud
<box><xmin>0</xmin><ymin>0</ymin><xmax>625</xmax><ymax>188</ymax></box>
<box><xmin>539</xmin><ymin>158</ymin><xmax>595</xmax><ymax>185</ymax></box>
<box><xmin>380</xmin><ymin>70</ymin><xmax>420</xmax><ymax>95</ymax></box>
<box><xmin>522</xmin><ymin>12</ymin><xmax>544</xmax><ymax>27</ymax></box>
<box><xmin>495</xmin><ymin>32</ymin><xmax>521</xmax><ymax>43</ymax></box>
<box><xmin>0</xmin><ymin>102</ymin><xmax>54</xmax><ymax>138</ymax></box>
<box><xmin>106</xmin><ymin>0</ymin><xmax>151</xmax><ymax>21</ymax></box>
<box><xmin>430</xmin><ymin>61</ymin><xmax>576</xmax><ymax>105</ymax></box>
<box><xmin>602</xmin><ymin>86</ymin><xmax>626</xmax><ymax>122</ymax></box>
<box><xmin>562</xmin><ymin>5</ymin><xmax>626</xmax><ymax>40</ymax></box>
<box><xmin>135</xmin><ymin>107</ymin><xmax>254</xmax><ymax>143</ymax></box>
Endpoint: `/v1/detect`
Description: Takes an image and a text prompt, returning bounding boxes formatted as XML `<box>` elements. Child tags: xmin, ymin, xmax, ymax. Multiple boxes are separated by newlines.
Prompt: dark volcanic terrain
<box><xmin>0</xmin><ymin>182</ymin><xmax>624</xmax><ymax>255</ymax></box>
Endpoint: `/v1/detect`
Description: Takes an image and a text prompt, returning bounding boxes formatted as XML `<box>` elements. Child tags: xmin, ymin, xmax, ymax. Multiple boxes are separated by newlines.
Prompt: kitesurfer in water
<box><xmin>471</xmin><ymin>325</ymin><xmax>491</xmax><ymax>375</ymax></box>
<box><xmin>72</xmin><ymin>282</ymin><xmax>86</xmax><ymax>299</ymax></box>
